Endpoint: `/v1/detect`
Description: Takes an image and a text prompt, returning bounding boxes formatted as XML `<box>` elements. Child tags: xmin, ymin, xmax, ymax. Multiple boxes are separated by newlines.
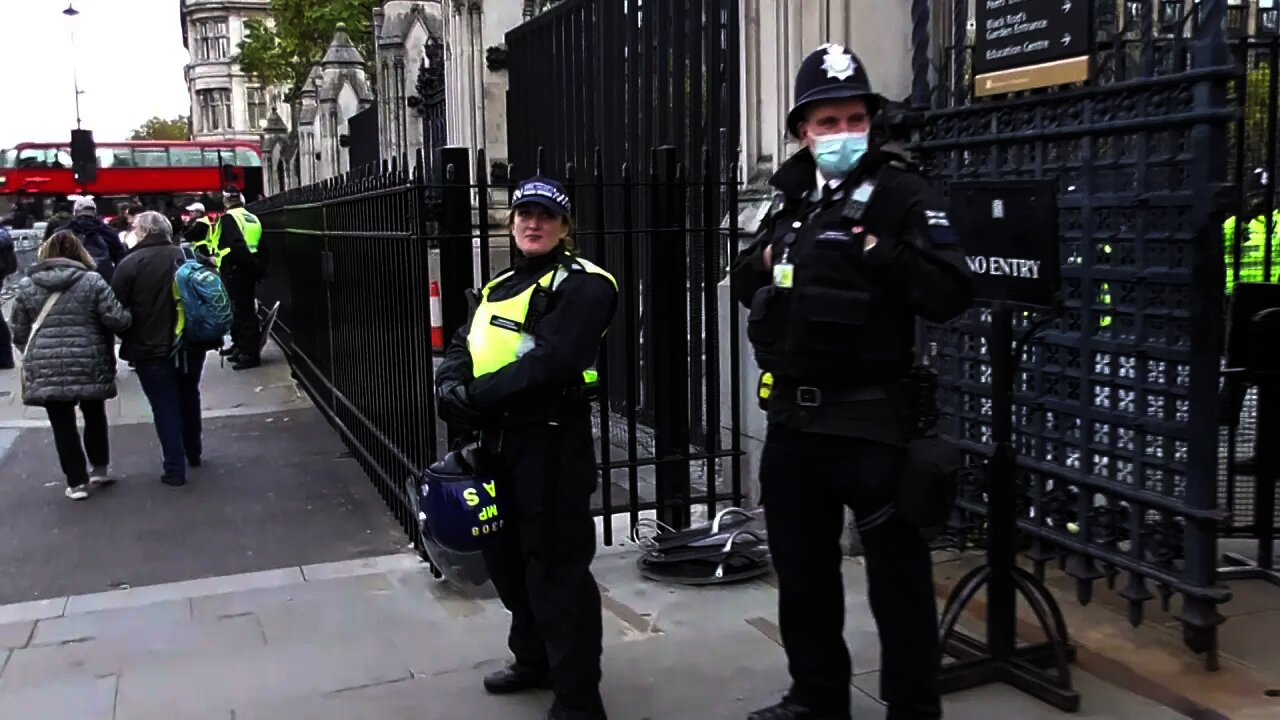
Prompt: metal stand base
<box><xmin>938</xmin><ymin>564</ymin><xmax>1081</xmax><ymax>712</ymax></box>
<box><xmin>1219</xmin><ymin>552</ymin><xmax>1280</xmax><ymax>587</ymax></box>
<box><xmin>936</xmin><ymin>302</ymin><xmax>1081</xmax><ymax>712</ymax></box>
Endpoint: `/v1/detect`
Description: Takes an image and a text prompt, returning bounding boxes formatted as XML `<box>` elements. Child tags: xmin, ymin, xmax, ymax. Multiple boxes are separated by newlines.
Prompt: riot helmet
<box><xmin>787</xmin><ymin>43</ymin><xmax>884</xmax><ymax>138</ymax></box>
<box><xmin>411</xmin><ymin>443</ymin><xmax>504</xmax><ymax>594</ymax></box>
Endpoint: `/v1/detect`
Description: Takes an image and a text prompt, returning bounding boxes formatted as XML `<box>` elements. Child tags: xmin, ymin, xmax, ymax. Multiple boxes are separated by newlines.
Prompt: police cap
<box><xmin>512</xmin><ymin>176</ymin><xmax>572</xmax><ymax>218</ymax></box>
<box><xmin>787</xmin><ymin>44</ymin><xmax>883</xmax><ymax>138</ymax></box>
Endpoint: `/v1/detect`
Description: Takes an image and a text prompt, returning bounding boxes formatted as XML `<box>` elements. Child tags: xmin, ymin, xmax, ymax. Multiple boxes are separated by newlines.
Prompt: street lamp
<box><xmin>63</xmin><ymin>3</ymin><xmax>85</xmax><ymax>129</ymax></box>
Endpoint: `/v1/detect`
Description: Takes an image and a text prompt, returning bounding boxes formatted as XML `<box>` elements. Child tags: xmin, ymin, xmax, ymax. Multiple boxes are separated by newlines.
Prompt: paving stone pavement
<box><xmin>0</xmin><ymin>342</ymin><xmax>408</xmax><ymax>605</ymax></box>
<box><xmin>0</xmin><ymin>549</ymin><xmax>1188</xmax><ymax>720</ymax></box>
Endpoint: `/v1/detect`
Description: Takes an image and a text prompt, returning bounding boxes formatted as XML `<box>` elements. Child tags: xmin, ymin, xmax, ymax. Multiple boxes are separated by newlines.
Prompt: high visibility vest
<box><xmin>1223</xmin><ymin>212</ymin><xmax>1280</xmax><ymax>295</ymax></box>
<box><xmin>210</xmin><ymin>207</ymin><xmax>262</xmax><ymax>265</ymax></box>
<box><xmin>191</xmin><ymin>216</ymin><xmax>216</xmax><ymax>259</ymax></box>
<box><xmin>467</xmin><ymin>255</ymin><xmax>616</xmax><ymax>384</ymax></box>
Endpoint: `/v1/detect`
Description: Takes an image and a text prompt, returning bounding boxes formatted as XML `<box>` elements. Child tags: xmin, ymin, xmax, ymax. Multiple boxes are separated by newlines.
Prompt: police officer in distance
<box><xmin>182</xmin><ymin>201</ymin><xmax>216</xmax><ymax>256</ymax></box>
<box><xmin>730</xmin><ymin>44</ymin><xmax>973</xmax><ymax>720</ymax></box>
<box><xmin>435</xmin><ymin>176</ymin><xmax>618</xmax><ymax>720</ymax></box>
<box><xmin>212</xmin><ymin>189</ymin><xmax>266</xmax><ymax>370</ymax></box>
<box><xmin>1220</xmin><ymin>169</ymin><xmax>1279</xmax><ymax>470</ymax></box>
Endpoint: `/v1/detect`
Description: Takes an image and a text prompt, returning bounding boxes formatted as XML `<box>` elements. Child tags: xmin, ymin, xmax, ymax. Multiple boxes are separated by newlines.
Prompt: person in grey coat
<box><xmin>8</xmin><ymin>230</ymin><xmax>132</xmax><ymax>500</ymax></box>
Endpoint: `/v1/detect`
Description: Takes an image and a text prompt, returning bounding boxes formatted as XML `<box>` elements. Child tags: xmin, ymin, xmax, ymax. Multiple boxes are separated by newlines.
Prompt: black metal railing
<box><xmin>505</xmin><ymin>0</ymin><xmax>742</xmax><ymax>446</ymax></box>
<box><xmin>250</xmin><ymin>145</ymin><xmax>746</xmax><ymax>550</ymax></box>
<box><xmin>505</xmin><ymin>0</ymin><xmax>739</xmax><ymax>186</ymax></box>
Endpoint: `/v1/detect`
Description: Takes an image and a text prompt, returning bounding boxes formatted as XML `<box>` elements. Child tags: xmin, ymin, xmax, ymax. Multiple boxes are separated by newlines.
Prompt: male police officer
<box><xmin>183</xmin><ymin>202</ymin><xmax>216</xmax><ymax>257</ymax></box>
<box><xmin>1221</xmin><ymin>169</ymin><xmax>1279</xmax><ymax>469</ymax></box>
<box><xmin>212</xmin><ymin>190</ymin><xmax>266</xmax><ymax>369</ymax></box>
<box><xmin>730</xmin><ymin>45</ymin><xmax>973</xmax><ymax>720</ymax></box>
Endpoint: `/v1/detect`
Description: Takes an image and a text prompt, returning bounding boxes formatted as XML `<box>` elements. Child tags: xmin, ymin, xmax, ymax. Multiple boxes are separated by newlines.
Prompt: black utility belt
<box><xmin>770</xmin><ymin>378</ymin><xmax>903</xmax><ymax>407</ymax></box>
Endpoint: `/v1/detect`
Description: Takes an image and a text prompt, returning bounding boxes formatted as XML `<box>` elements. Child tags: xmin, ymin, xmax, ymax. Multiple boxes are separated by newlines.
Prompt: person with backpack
<box><xmin>110</xmin><ymin>212</ymin><xmax>226</xmax><ymax>486</ymax></box>
<box><xmin>43</xmin><ymin>201</ymin><xmax>74</xmax><ymax>240</ymax></box>
<box><xmin>8</xmin><ymin>231</ymin><xmax>132</xmax><ymax>499</ymax></box>
<box><xmin>63</xmin><ymin>197</ymin><xmax>126</xmax><ymax>282</ymax></box>
<box><xmin>0</xmin><ymin>225</ymin><xmax>18</xmax><ymax>370</ymax></box>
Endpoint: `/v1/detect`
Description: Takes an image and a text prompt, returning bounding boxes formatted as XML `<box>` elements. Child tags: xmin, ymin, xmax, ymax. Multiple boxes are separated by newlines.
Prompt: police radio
<box><xmin>525</xmin><ymin>285</ymin><xmax>554</xmax><ymax>332</ymax></box>
<box><xmin>841</xmin><ymin>180</ymin><xmax>878</xmax><ymax>225</ymax></box>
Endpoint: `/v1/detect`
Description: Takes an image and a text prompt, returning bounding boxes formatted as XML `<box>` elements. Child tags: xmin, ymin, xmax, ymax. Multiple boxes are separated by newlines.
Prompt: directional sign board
<box><xmin>973</xmin><ymin>0</ymin><xmax>1092</xmax><ymax>97</ymax></box>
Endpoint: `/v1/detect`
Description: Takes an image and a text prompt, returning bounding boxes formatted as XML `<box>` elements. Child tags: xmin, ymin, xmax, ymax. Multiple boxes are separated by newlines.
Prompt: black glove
<box><xmin>437</xmin><ymin>382</ymin><xmax>484</xmax><ymax>428</ymax></box>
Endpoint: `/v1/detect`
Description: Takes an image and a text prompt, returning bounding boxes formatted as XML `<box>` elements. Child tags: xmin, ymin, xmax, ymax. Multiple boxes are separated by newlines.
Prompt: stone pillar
<box><xmin>437</xmin><ymin>0</ymin><xmax>525</xmax><ymax>180</ymax></box>
<box><xmin>260</xmin><ymin>109</ymin><xmax>289</xmax><ymax>195</ymax></box>
<box><xmin>480</xmin><ymin>0</ymin><xmax>523</xmax><ymax>179</ymax></box>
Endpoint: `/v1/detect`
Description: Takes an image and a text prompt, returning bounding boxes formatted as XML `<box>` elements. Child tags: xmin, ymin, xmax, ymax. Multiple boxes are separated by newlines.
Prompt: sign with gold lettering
<box><xmin>973</xmin><ymin>0</ymin><xmax>1091</xmax><ymax>97</ymax></box>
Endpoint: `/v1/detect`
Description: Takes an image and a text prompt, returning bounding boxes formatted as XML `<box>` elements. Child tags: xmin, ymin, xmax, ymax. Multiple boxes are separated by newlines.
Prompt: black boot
<box><xmin>231</xmin><ymin>354</ymin><xmax>261</xmax><ymax>371</ymax></box>
<box><xmin>747</xmin><ymin>700</ymin><xmax>849</xmax><ymax>720</ymax></box>
<box><xmin>482</xmin><ymin>665</ymin><xmax>551</xmax><ymax>695</ymax></box>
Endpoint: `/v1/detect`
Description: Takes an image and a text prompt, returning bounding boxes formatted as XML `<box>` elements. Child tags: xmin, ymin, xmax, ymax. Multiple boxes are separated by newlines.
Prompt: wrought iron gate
<box><xmin>505</xmin><ymin>0</ymin><xmax>741</xmax><ymax>441</ymax></box>
<box><xmin>914</xmin><ymin>0</ymin><xmax>1241</xmax><ymax>663</ymax></box>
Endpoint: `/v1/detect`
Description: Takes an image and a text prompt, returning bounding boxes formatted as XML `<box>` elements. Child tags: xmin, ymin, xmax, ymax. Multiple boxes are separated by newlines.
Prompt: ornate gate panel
<box><xmin>913</xmin><ymin>0</ymin><xmax>1239</xmax><ymax>662</ymax></box>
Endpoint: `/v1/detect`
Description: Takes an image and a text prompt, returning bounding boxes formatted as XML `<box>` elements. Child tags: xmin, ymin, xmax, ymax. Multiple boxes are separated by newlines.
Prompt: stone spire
<box><xmin>321</xmin><ymin>23</ymin><xmax>365</xmax><ymax>67</ymax></box>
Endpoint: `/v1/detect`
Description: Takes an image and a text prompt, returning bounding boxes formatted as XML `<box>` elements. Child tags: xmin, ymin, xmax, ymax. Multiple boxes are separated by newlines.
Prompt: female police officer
<box><xmin>435</xmin><ymin>176</ymin><xmax>617</xmax><ymax>720</ymax></box>
<box><xmin>731</xmin><ymin>45</ymin><xmax>973</xmax><ymax>720</ymax></box>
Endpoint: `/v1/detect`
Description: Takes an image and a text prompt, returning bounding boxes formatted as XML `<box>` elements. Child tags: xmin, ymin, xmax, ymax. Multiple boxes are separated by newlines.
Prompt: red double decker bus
<box><xmin>0</xmin><ymin>140</ymin><xmax>264</xmax><ymax>223</ymax></box>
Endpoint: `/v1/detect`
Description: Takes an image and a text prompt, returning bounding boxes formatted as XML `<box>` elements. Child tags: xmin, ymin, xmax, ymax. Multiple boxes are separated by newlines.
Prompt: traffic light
<box><xmin>71</xmin><ymin>129</ymin><xmax>97</xmax><ymax>185</ymax></box>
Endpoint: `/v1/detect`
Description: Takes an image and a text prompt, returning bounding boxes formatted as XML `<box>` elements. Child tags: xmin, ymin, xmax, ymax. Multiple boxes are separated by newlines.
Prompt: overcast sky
<box><xmin>0</xmin><ymin>0</ymin><xmax>192</xmax><ymax>148</ymax></box>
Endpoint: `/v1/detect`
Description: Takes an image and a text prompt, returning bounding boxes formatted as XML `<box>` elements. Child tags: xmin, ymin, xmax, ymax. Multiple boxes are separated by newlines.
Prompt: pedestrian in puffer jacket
<box><xmin>8</xmin><ymin>230</ymin><xmax>132</xmax><ymax>500</ymax></box>
<box><xmin>62</xmin><ymin>198</ymin><xmax>126</xmax><ymax>283</ymax></box>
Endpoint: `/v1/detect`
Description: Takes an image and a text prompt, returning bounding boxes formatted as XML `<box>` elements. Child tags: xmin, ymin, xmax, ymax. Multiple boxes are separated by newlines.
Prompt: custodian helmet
<box><xmin>787</xmin><ymin>43</ymin><xmax>884</xmax><ymax>137</ymax></box>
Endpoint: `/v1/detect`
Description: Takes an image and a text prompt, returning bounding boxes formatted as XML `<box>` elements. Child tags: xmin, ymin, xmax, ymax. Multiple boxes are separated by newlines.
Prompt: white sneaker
<box><xmin>65</xmin><ymin>486</ymin><xmax>89</xmax><ymax>501</ymax></box>
<box><xmin>89</xmin><ymin>467</ymin><xmax>115</xmax><ymax>487</ymax></box>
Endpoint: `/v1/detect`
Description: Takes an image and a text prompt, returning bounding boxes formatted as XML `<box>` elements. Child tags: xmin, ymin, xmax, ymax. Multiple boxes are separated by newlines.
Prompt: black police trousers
<box><xmin>224</xmin><ymin>273</ymin><xmax>260</xmax><ymax>358</ymax></box>
<box><xmin>760</xmin><ymin>424</ymin><xmax>941</xmax><ymax>720</ymax></box>
<box><xmin>482</xmin><ymin>407</ymin><xmax>605</xmax><ymax>717</ymax></box>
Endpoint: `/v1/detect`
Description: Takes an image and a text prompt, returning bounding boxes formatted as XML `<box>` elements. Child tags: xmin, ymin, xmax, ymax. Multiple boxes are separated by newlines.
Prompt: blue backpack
<box><xmin>173</xmin><ymin>245</ymin><xmax>232</xmax><ymax>346</ymax></box>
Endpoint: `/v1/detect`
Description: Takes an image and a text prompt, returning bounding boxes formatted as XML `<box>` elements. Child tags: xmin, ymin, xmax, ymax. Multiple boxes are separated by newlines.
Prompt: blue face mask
<box><xmin>812</xmin><ymin>131</ymin><xmax>868</xmax><ymax>178</ymax></box>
